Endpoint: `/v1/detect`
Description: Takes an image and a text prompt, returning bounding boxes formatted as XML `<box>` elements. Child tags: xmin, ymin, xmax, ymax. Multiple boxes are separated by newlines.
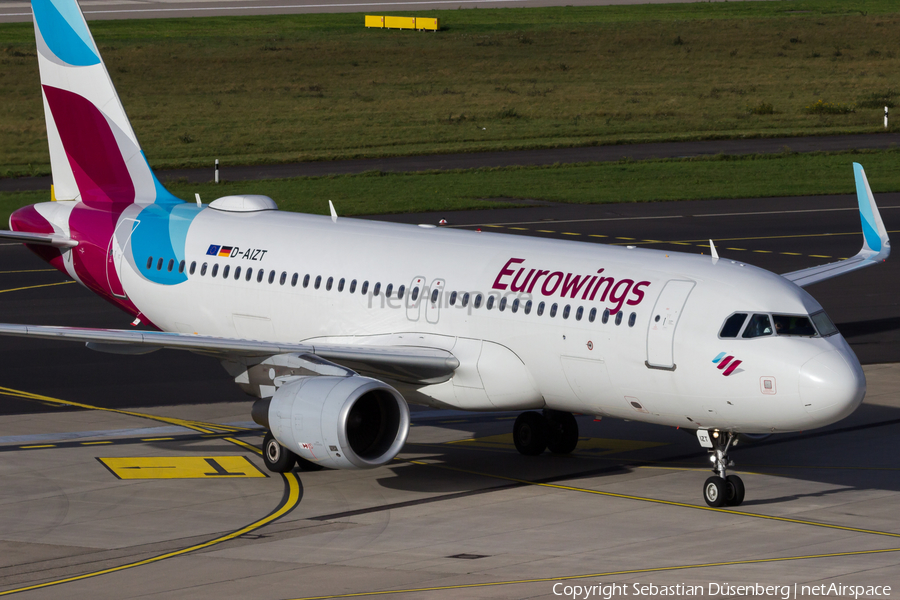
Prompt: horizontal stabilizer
<box><xmin>0</xmin><ymin>323</ymin><xmax>459</xmax><ymax>384</ymax></box>
<box><xmin>0</xmin><ymin>230</ymin><xmax>77</xmax><ymax>248</ymax></box>
<box><xmin>782</xmin><ymin>163</ymin><xmax>890</xmax><ymax>287</ymax></box>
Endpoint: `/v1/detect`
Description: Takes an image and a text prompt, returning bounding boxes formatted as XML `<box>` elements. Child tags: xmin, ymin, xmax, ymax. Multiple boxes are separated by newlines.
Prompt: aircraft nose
<box><xmin>799</xmin><ymin>350</ymin><xmax>865</xmax><ymax>421</ymax></box>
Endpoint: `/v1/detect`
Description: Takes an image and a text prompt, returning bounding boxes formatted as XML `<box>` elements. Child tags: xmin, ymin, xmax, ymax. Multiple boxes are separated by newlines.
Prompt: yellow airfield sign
<box><xmin>98</xmin><ymin>456</ymin><xmax>268</xmax><ymax>479</ymax></box>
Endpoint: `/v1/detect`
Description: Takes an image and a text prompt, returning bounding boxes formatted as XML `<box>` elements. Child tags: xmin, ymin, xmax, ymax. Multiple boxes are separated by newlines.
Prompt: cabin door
<box><xmin>646</xmin><ymin>280</ymin><xmax>695</xmax><ymax>370</ymax></box>
<box><xmin>107</xmin><ymin>218</ymin><xmax>139</xmax><ymax>298</ymax></box>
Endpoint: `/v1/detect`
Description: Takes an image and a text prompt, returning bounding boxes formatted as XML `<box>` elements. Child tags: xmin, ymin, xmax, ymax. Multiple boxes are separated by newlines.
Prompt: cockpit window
<box><xmin>773</xmin><ymin>314</ymin><xmax>817</xmax><ymax>336</ymax></box>
<box><xmin>742</xmin><ymin>314</ymin><xmax>773</xmax><ymax>338</ymax></box>
<box><xmin>719</xmin><ymin>313</ymin><xmax>747</xmax><ymax>338</ymax></box>
<box><xmin>810</xmin><ymin>311</ymin><xmax>839</xmax><ymax>337</ymax></box>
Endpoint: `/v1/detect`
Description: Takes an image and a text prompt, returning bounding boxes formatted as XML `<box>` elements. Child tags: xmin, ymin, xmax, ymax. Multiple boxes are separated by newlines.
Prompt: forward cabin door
<box><xmin>646</xmin><ymin>280</ymin><xmax>695</xmax><ymax>370</ymax></box>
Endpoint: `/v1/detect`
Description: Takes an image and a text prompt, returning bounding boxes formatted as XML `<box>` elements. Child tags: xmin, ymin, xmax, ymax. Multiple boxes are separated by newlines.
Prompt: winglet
<box><xmin>781</xmin><ymin>163</ymin><xmax>890</xmax><ymax>287</ymax></box>
<box><xmin>329</xmin><ymin>200</ymin><xmax>338</xmax><ymax>223</ymax></box>
<box><xmin>854</xmin><ymin>162</ymin><xmax>889</xmax><ymax>257</ymax></box>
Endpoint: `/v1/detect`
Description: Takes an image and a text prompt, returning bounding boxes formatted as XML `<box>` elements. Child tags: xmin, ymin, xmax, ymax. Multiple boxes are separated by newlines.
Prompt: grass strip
<box><xmin>2</xmin><ymin>150</ymin><xmax>898</xmax><ymax>227</ymax></box>
<box><xmin>2</xmin><ymin>2</ymin><xmax>900</xmax><ymax>175</ymax></box>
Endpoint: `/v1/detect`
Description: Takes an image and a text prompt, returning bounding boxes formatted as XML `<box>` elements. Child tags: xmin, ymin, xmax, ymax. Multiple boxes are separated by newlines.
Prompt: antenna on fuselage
<box><xmin>195</xmin><ymin>193</ymin><xmax>202</xmax><ymax>207</ymax></box>
<box><xmin>329</xmin><ymin>200</ymin><xmax>338</xmax><ymax>223</ymax></box>
<box><xmin>710</xmin><ymin>239</ymin><xmax>719</xmax><ymax>264</ymax></box>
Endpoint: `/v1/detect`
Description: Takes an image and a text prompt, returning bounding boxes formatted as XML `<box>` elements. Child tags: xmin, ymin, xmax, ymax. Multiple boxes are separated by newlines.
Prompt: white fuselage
<box><xmin>99</xmin><ymin>204</ymin><xmax>865</xmax><ymax>435</ymax></box>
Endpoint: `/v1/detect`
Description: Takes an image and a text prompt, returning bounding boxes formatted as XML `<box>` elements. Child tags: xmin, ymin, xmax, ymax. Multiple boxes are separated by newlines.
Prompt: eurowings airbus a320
<box><xmin>1</xmin><ymin>0</ymin><xmax>891</xmax><ymax>507</ymax></box>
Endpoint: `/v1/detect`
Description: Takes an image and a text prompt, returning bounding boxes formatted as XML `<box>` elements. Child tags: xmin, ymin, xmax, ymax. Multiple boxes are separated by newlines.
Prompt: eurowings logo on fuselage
<box><xmin>491</xmin><ymin>257</ymin><xmax>651</xmax><ymax>315</ymax></box>
<box><xmin>712</xmin><ymin>352</ymin><xmax>742</xmax><ymax>376</ymax></box>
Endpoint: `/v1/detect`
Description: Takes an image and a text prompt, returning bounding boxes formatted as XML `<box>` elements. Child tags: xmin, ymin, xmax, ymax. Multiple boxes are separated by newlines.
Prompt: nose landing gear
<box><xmin>699</xmin><ymin>430</ymin><xmax>744</xmax><ymax>507</ymax></box>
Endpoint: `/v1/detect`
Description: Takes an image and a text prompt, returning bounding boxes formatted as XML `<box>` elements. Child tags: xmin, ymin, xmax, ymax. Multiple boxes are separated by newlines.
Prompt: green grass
<box><xmin>3</xmin><ymin>149</ymin><xmax>898</xmax><ymax>228</ymax></box>
<box><xmin>2</xmin><ymin>1</ymin><xmax>900</xmax><ymax>176</ymax></box>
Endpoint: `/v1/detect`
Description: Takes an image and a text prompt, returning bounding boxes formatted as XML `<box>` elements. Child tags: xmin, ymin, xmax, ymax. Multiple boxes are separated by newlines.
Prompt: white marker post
<box><xmin>215</xmin><ymin>159</ymin><xmax>219</xmax><ymax>183</ymax></box>
<box><xmin>886</xmin><ymin>106</ymin><xmax>889</xmax><ymax>129</ymax></box>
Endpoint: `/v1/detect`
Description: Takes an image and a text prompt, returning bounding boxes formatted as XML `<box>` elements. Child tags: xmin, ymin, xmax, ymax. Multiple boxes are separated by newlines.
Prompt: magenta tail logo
<box><xmin>712</xmin><ymin>352</ymin><xmax>743</xmax><ymax>376</ymax></box>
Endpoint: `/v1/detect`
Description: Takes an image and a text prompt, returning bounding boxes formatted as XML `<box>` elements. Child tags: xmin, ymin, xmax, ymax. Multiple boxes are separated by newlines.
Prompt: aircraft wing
<box><xmin>0</xmin><ymin>323</ymin><xmax>459</xmax><ymax>384</ymax></box>
<box><xmin>0</xmin><ymin>230</ymin><xmax>78</xmax><ymax>248</ymax></box>
<box><xmin>781</xmin><ymin>163</ymin><xmax>890</xmax><ymax>287</ymax></box>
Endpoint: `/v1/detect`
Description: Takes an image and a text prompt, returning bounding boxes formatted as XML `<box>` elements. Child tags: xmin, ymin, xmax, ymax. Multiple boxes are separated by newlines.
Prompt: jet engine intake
<box><xmin>260</xmin><ymin>376</ymin><xmax>409</xmax><ymax>470</ymax></box>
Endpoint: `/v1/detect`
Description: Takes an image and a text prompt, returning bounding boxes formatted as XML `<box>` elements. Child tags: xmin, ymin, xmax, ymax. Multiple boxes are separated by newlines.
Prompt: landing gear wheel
<box><xmin>703</xmin><ymin>476</ymin><xmax>727</xmax><ymax>507</ymax></box>
<box><xmin>295</xmin><ymin>456</ymin><xmax>324</xmax><ymax>472</ymax></box>
<box><xmin>513</xmin><ymin>411</ymin><xmax>547</xmax><ymax>456</ymax></box>
<box><xmin>544</xmin><ymin>410</ymin><xmax>579</xmax><ymax>454</ymax></box>
<box><xmin>263</xmin><ymin>432</ymin><xmax>297</xmax><ymax>473</ymax></box>
<box><xmin>725</xmin><ymin>474</ymin><xmax>745</xmax><ymax>507</ymax></box>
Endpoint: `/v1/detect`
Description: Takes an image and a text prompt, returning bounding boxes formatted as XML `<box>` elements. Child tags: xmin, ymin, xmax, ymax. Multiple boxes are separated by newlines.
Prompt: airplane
<box><xmin>0</xmin><ymin>0</ymin><xmax>890</xmax><ymax>508</ymax></box>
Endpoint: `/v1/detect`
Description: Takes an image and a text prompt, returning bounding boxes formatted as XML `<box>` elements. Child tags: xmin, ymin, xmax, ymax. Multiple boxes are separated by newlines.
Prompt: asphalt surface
<box><xmin>5</xmin><ymin>133</ymin><xmax>900</xmax><ymax>192</ymax></box>
<box><xmin>0</xmin><ymin>0</ymin><xmax>760</xmax><ymax>22</ymax></box>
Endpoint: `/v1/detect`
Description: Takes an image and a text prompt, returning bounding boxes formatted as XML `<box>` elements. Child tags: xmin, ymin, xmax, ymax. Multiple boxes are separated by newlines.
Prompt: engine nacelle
<box><xmin>260</xmin><ymin>376</ymin><xmax>409</xmax><ymax>470</ymax></box>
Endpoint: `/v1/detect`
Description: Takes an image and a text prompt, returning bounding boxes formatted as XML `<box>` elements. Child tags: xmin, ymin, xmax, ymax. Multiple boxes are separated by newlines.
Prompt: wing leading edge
<box><xmin>782</xmin><ymin>163</ymin><xmax>890</xmax><ymax>287</ymax></box>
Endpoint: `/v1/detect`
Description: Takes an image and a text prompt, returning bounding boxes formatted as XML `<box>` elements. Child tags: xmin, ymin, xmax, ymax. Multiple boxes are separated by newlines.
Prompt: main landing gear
<box><xmin>700</xmin><ymin>430</ymin><xmax>745</xmax><ymax>508</ymax></box>
<box><xmin>513</xmin><ymin>409</ymin><xmax>579</xmax><ymax>456</ymax></box>
<box><xmin>262</xmin><ymin>432</ymin><xmax>324</xmax><ymax>473</ymax></box>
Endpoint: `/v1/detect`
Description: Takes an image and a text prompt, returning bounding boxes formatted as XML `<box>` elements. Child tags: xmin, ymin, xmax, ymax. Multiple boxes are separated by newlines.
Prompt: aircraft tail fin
<box><xmin>32</xmin><ymin>0</ymin><xmax>180</xmax><ymax>206</ymax></box>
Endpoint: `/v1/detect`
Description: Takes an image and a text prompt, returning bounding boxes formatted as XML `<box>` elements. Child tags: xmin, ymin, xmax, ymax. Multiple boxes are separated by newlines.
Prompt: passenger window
<box><xmin>146</xmin><ymin>257</ymin><xmax>153</xmax><ymax>270</ymax></box>
<box><xmin>189</xmin><ymin>261</ymin><xmax>196</xmax><ymax>275</ymax></box>
<box><xmin>449</xmin><ymin>291</ymin><xmax>457</xmax><ymax>306</ymax></box>
<box><xmin>563</xmin><ymin>305</ymin><xmax>570</xmax><ymax>319</ymax></box>
<box><xmin>280</xmin><ymin>272</ymin><xmax>287</xmax><ymax>286</ymax></box>
<box><xmin>474</xmin><ymin>294</ymin><xmax>482</xmax><ymax>309</ymax></box>
<box><xmin>326</xmin><ymin>276</ymin><xmax>333</xmax><ymax>291</ymax></box>
<box><xmin>589</xmin><ymin>307</ymin><xmax>597</xmax><ymax>323</ymax></box>
<box><xmin>537</xmin><ymin>301</ymin><xmax>545</xmax><ymax>316</ymax></box>
<box><xmin>178</xmin><ymin>260</ymin><xmax>185</xmax><ymax>274</ymax></box>
<box><xmin>602</xmin><ymin>308</ymin><xmax>610</xmax><ymax>324</ymax></box>
<box><xmin>511</xmin><ymin>298</ymin><xmax>519</xmax><ymax>313</ymax></box>
<box><xmin>430</xmin><ymin>288</ymin><xmax>438</xmax><ymax>303</ymax></box>
<box><xmin>398</xmin><ymin>285</ymin><xmax>405</xmax><ymax>299</ymax></box>
<box><xmin>524</xmin><ymin>300</ymin><xmax>532</xmax><ymax>315</ymax></box>
<box><xmin>267</xmin><ymin>270</ymin><xmax>275</xmax><ymax>284</ymax></box>
<box><xmin>222</xmin><ymin>265</ymin><xmax>230</xmax><ymax>279</ymax></box>
<box><xmin>720</xmin><ymin>313</ymin><xmax>748</xmax><ymax>338</ymax></box>
<box><xmin>291</xmin><ymin>273</ymin><xmax>298</xmax><ymax>287</ymax></box>
<box><xmin>245</xmin><ymin>268</ymin><xmax>253</xmax><ymax>282</ymax></box>
<box><xmin>167</xmin><ymin>259</ymin><xmax>174</xmax><ymax>272</ymax></box>
<box><xmin>411</xmin><ymin>287</ymin><xmax>419</xmax><ymax>301</ymax></box>
<box><xmin>314</xmin><ymin>275</ymin><xmax>321</xmax><ymax>289</ymax></box>
<box><xmin>810</xmin><ymin>311</ymin><xmax>838</xmax><ymax>337</ymax></box>
<box><xmin>350</xmin><ymin>279</ymin><xmax>357</xmax><ymax>293</ymax></box>
<box><xmin>373</xmin><ymin>282</ymin><xmax>381</xmax><ymax>296</ymax></box>
<box><xmin>339</xmin><ymin>278</ymin><xmax>346</xmax><ymax>292</ymax></box>
<box><xmin>628</xmin><ymin>312</ymin><xmax>636</xmax><ymax>327</ymax></box>
<box><xmin>234</xmin><ymin>266</ymin><xmax>241</xmax><ymax>280</ymax></box>
<box><xmin>157</xmin><ymin>258</ymin><xmax>163</xmax><ymax>271</ymax></box>
<box><xmin>742</xmin><ymin>314</ymin><xmax>773</xmax><ymax>338</ymax></box>
<box><xmin>211</xmin><ymin>264</ymin><xmax>219</xmax><ymax>278</ymax></box>
<box><xmin>615</xmin><ymin>311</ymin><xmax>623</xmax><ymax>325</ymax></box>
<box><xmin>361</xmin><ymin>281</ymin><xmax>369</xmax><ymax>294</ymax></box>
<box><xmin>461</xmin><ymin>292</ymin><xmax>469</xmax><ymax>307</ymax></box>
<box><xmin>257</xmin><ymin>269</ymin><xmax>264</xmax><ymax>283</ymax></box>
<box><xmin>773</xmin><ymin>314</ymin><xmax>817</xmax><ymax>336</ymax></box>
<box><xmin>575</xmin><ymin>306</ymin><xmax>583</xmax><ymax>321</ymax></box>
<box><xmin>386</xmin><ymin>283</ymin><xmax>393</xmax><ymax>297</ymax></box>
<box><xmin>550</xmin><ymin>303</ymin><xmax>558</xmax><ymax>318</ymax></box>
<box><xmin>499</xmin><ymin>297</ymin><xmax>507</xmax><ymax>311</ymax></box>
<box><xmin>303</xmin><ymin>274</ymin><xmax>310</xmax><ymax>288</ymax></box>
<box><xmin>201</xmin><ymin>263</ymin><xmax>208</xmax><ymax>276</ymax></box>
<box><xmin>486</xmin><ymin>296</ymin><xmax>495</xmax><ymax>310</ymax></box>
